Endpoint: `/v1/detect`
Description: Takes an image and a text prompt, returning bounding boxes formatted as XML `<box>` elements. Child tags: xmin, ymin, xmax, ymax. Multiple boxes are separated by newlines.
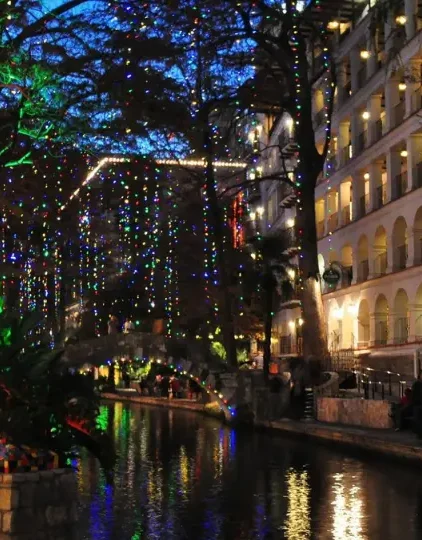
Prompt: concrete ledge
<box><xmin>316</xmin><ymin>396</ymin><xmax>393</xmax><ymax>429</ymax></box>
<box><xmin>102</xmin><ymin>392</ymin><xmax>206</xmax><ymax>413</ymax></box>
<box><xmin>258</xmin><ymin>419</ymin><xmax>422</xmax><ymax>463</ymax></box>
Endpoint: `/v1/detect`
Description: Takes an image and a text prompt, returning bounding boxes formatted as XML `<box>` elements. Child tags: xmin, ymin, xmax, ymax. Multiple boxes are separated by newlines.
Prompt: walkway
<box><xmin>102</xmin><ymin>391</ymin><xmax>209</xmax><ymax>414</ymax></box>
<box><xmin>260</xmin><ymin>418</ymin><xmax>422</xmax><ymax>463</ymax></box>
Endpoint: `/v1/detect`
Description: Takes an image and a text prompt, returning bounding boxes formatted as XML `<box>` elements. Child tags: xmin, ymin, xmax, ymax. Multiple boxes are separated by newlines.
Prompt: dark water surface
<box><xmin>76</xmin><ymin>401</ymin><xmax>422</xmax><ymax>539</ymax></box>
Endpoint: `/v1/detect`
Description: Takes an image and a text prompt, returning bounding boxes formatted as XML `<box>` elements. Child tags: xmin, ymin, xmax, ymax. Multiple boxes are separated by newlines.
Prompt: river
<box><xmin>76</xmin><ymin>401</ymin><xmax>422</xmax><ymax>539</ymax></box>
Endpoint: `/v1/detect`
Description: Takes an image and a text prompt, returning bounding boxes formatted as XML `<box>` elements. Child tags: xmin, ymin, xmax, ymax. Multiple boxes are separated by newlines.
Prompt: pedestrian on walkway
<box><xmin>123</xmin><ymin>318</ymin><xmax>135</xmax><ymax>334</ymax></box>
<box><xmin>108</xmin><ymin>315</ymin><xmax>118</xmax><ymax>335</ymax></box>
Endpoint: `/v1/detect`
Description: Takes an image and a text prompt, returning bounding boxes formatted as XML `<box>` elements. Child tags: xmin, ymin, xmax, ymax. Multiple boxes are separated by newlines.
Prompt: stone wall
<box><xmin>0</xmin><ymin>468</ymin><xmax>78</xmax><ymax>539</ymax></box>
<box><xmin>316</xmin><ymin>397</ymin><xmax>393</xmax><ymax>429</ymax></box>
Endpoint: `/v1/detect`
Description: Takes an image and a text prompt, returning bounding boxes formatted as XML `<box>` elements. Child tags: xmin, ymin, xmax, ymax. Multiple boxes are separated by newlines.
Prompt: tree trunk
<box><xmin>263</xmin><ymin>276</ymin><xmax>273</xmax><ymax>382</ymax></box>
<box><xmin>296</xmin><ymin>181</ymin><xmax>329</xmax><ymax>377</ymax></box>
<box><xmin>203</xmin><ymin>130</ymin><xmax>237</xmax><ymax>368</ymax></box>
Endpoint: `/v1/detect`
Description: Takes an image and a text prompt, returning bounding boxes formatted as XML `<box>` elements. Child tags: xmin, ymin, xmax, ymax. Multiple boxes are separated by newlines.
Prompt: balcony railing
<box><xmin>393</xmin><ymin>317</ymin><xmax>409</xmax><ymax>345</ymax></box>
<box><xmin>373</xmin><ymin>252</ymin><xmax>387</xmax><ymax>277</ymax></box>
<box><xmin>327</xmin><ymin>212</ymin><xmax>338</xmax><ymax>233</ymax></box>
<box><xmin>392</xmin><ymin>171</ymin><xmax>407</xmax><ymax>201</ymax></box>
<box><xmin>412</xmin><ymin>161</ymin><xmax>422</xmax><ymax>189</ymax></box>
<box><xmin>245</xmin><ymin>184</ymin><xmax>261</xmax><ymax>204</ymax></box>
<box><xmin>341</xmin><ymin>204</ymin><xmax>351</xmax><ymax>225</ymax></box>
<box><xmin>342</xmin><ymin>265</ymin><xmax>353</xmax><ymax>288</ymax></box>
<box><xmin>393</xmin><ymin>100</ymin><xmax>405</xmax><ymax>128</ymax></box>
<box><xmin>395</xmin><ymin>244</ymin><xmax>407</xmax><ymax>270</ymax></box>
<box><xmin>356</xmin><ymin>129</ymin><xmax>367</xmax><ymax>154</ymax></box>
<box><xmin>357</xmin><ymin>260</ymin><xmax>369</xmax><ymax>282</ymax></box>
<box><xmin>325</xmin><ymin>153</ymin><xmax>337</xmax><ymax>174</ymax></box>
<box><xmin>374</xmin><ymin>184</ymin><xmax>387</xmax><ymax>210</ymax></box>
<box><xmin>374</xmin><ymin>118</ymin><xmax>383</xmax><ymax>143</ymax></box>
<box><xmin>411</xmin><ymin>89</ymin><xmax>422</xmax><ymax>114</ymax></box>
<box><xmin>317</xmin><ymin>220</ymin><xmax>325</xmax><ymax>239</ymax></box>
<box><xmin>357</xmin><ymin>67</ymin><xmax>366</xmax><ymax>88</ymax></box>
<box><xmin>339</xmin><ymin>144</ymin><xmax>351</xmax><ymax>167</ymax></box>
<box><xmin>280</xmin><ymin>335</ymin><xmax>302</xmax><ymax>355</ymax></box>
<box><xmin>357</xmin><ymin>193</ymin><xmax>369</xmax><ymax>219</ymax></box>
<box><xmin>314</xmin><ymin>108</ymin><xmax>325</xmax><ymax>128</ymax></box>
<box><xmin>338</xmin><ymin>80</ymin><xmax>351</xmax><ymax>106</ymax></box>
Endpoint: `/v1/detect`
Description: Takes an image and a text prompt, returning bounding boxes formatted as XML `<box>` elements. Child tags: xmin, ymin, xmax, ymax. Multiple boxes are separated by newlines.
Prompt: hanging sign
<box><xmin>322</xmin><ymin>267</ymin><xmax>341</xmax><ymax>285</ymax></box>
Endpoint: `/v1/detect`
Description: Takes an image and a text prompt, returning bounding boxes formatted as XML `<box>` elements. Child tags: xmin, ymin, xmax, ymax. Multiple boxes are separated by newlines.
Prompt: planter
<box><xmin>0</xmin><ymin>468</ymin><xmax>78</xmax><ymax>539</ymax></box>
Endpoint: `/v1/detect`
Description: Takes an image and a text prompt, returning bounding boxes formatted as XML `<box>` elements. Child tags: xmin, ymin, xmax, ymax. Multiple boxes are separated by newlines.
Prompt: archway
<box><xmin>328</xmin><ymin>300</ymin><xmax>342</xmax><ymax>351</ymax></box>
<box><xmin>357</xmin><ymin>235</ymin><xmax>369</xmax><ymax>282</ymax></box>
<box><xmin>341</xmin><ymin>244</ymin><xmax>353</xmax><ymax>286</ymax></box>
<box><xmin>392</xmin><ymin>216</ymin><xmax>408</xmax><ymax>270</ymax></box>
<box><xmin>374</xmin><ymin>294</ymin><xmax>389</xmax><ymax>346</ymax></box>
<box><xmin>413</xmin><ymin>206</ymin><xmax>422</xmax><ymax>265</ymax></box>
<box><xmin>373</xmin><ymin>226</ymin><xmax>387</xmax><ymax>276</ymax></box>
<box><xmin>357</xmin><ymin>299</ymin><xmax>370</xmax><ymax>347</ymax></box>
<box><xmin>393</xmin><ymin>289</ymin><xmax>409</xmax><ymax>344</ymax></box>
<box><xmin>328</xmin><ymin>250</ymin><xmax>338</xmax><ymax>264</ymax></box>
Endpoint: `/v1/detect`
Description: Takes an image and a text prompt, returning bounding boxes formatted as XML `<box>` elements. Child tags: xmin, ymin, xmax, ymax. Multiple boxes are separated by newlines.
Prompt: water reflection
<box><xmin>284</xmin><ymin>468</ymin><xmax>311</xmax><ymax>539</ymax></box>
<box><xmin>76</xmin><ymin>403</ymin><xmax>422</xmax><ymax>539</ymax></box>
<box><xmin>331</xmin><ymin>472</ymin><xmax>364</xmax><ymax>539</ymax></box>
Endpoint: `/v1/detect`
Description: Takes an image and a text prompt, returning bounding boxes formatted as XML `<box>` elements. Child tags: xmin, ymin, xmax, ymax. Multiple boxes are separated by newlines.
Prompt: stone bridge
<box><xmin>63</xmin><ymin>332</ymin><xmax>255</xmax><ymax>421</ymax></box>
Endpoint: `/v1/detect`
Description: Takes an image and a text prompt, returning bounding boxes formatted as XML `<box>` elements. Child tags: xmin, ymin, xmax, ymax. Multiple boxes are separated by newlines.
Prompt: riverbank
<box><xmin>102</xmin><ymin>391</ymin><xmax>422</xmax><ymax>464</ymax></box>
<box><xmin>102</xmin><ymin>391</ymin><xmax>206</xmax><ymax>413</ymax></box>
<box><xmin>258</xmin><ymin>418</ymin><xmax>422</xmax><ymax>464</ymax></box>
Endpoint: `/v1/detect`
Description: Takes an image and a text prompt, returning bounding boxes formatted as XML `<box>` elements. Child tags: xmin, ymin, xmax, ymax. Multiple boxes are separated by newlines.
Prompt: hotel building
<box><xmin>254</xmin><ymin>0</ymin><xmax>422</xmax><ymax>377</ymax></box>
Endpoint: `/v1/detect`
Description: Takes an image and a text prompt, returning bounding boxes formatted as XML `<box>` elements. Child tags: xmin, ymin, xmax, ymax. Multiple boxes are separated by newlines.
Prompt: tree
<box><xmin>174</xmin><ymin>0</ymin><xmax>339</xmax><ymax>372</ymax></box>
<box><xmin>247</xmin><ymin>234</ymin><xmax>294</xmax><ymax>380</ymax></box>
<box><xmin>0</xmin><ymin>303</ymin><xmax>115</xmax><ymax>471</ymax></box>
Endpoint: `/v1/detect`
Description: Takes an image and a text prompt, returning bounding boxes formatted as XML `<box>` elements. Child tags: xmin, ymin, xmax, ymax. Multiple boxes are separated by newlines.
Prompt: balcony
<box><xmin>317</xmin><ymin>220</ymin><xmax>325</xmax><ymax>239</ymax></box>
<box><xmin>410</xmin><ymin>89</ymin><xmax>422</xmax><ymax>114</ymax></box>
<box><xmin>314</xmin><ymin>108</ymin><xmax>325</xmax><ymax>128</ymax></box>
<box><xmin>391</xmin><ymin>171</ymin><xmax>407</xmax><ymax>201</ymax></box>
<box><xmin>357</xmin><ymin>193</ymin><xmax>369</xmax><ymax>219</ymax></box>
<box><xmin>279</xmin><ymin>284</ymin><xmax>301</xmax><ymax>308</ymax></box>
<box><xmin>373</xmin><ymin>118</ymin><xmax>383</xmax><ymax>143</ymax></box>
<box><xmin>278</xmin><ymin>184</ymin><xmax>296</xmax><ymax>209</ymax></box>
<box><xmin>279</xmin><ymin>131</ymin><xmax>298</xmax><ymax>157</ymax></box>
<box><xmin>327</xmin><ymin>212</ymin><xmax>338</xmax><ymax>233</ymax></box>
<box><xmin>355</xmin><ymin>129</ymin><xmax>367</xmax><ymax>155</ymax></box>
<box><xmin>341</xmin><ymin>204</ymin><xmax>351</xmax><ymax>225</ymax></box>
<box><xmin>245</xmin><ymin>184</ymin><xmax>261</xmax><ymax>204</ymax></box>
<box><xmin>393</xmin><ymin>317</ymin><xmax>409</xmax><ymax>345</ymax></box>
<box><xmin>373</xmin><ymin>252</ymin><xmax>387</xmax><ymax>277</ymax></box>
<box><xmin>325</xmin><ymin>153</ymin><xmax>337</xmax><ymax>175</ymax></box>
<box><xmin>412</xmin><ymin>161</ymin><xmax>422</xmax><ymax>189</ymax></box>
<box><xmin>357</xmin><ymin>259</ymin><xmax>369</xmax><ymax>282</ymax></box>
<box><xmin>395</xmin><ymin>244</ymin><xmax>407</xmax><ymax>271</ymax></box>
<box><xmin>339</xmin><ymin>144</ymin><xmax>351</xmax><ymax>167</ymax></box>
<box><xmin>281</xmin><ymin>226</ymin><xmax>298</xmax><ymax>256</ymax></box>
<box><xmin>341</xmin><ymin>265</ymin><xmax>353</xmax><ymax>288</ymax></box>
<box><xmin>338</xmin><ymin>80</ymin><xmax>351</xmax><ymax>106</ymax></box>
<box><xmin>280</xmin><ymin>335</ymin><xmax>302</xmax><ymax>355</ymax></box>
<box><xmin>373</xmin><ymin>184</ymin><xmax>387</xmax><ymax>210</ymax></box>
<box><xmin>392</xmin><ymin>100</ymin><xmax>405</xmax><ymax>128</ymax></box>
<box><xmin>356</xmin><ymin>66</ymin><xmax>366</xmax><ymax>88</ymax></box>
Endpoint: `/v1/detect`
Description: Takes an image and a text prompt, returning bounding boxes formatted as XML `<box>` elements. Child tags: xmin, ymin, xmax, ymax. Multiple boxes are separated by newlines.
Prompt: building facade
<box><xmin>255</xmin><ymin>0</ymin><xmax>422</xmax><ymax>377</ymax></box>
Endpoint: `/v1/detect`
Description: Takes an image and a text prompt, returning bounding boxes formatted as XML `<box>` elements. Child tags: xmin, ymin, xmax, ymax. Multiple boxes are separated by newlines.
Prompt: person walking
<box><xmin>124</xmin><ymin>318</ymin><xmax>135</xmax><ymax>334</ymax></box>
<box><xmin>108</xmin><ymin>315</ymin><xmax>118</xmax><ymax>335</ymax></box>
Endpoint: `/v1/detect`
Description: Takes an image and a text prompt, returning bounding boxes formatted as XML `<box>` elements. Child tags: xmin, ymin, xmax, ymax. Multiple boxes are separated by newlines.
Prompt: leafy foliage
<box><xmin>0</xmin><ymin>307</ymin><xmax>115</xmax><ymax>470</ymax></box>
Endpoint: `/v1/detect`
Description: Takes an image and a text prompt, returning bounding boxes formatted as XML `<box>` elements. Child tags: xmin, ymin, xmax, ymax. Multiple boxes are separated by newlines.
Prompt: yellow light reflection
<box><xmin>332</xmin><ymin>473</ymin><xmax>364</xmax><ymax>539</ymax></box>
<box><xmin>284</xmin><ymin>469</ymin><xmax>311</xmax><ymax>539</ymax></box>
<box><xmin>179</xmin><ymin>446</ymin><xmax>189</xmax><ymax>498</ymax></box>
